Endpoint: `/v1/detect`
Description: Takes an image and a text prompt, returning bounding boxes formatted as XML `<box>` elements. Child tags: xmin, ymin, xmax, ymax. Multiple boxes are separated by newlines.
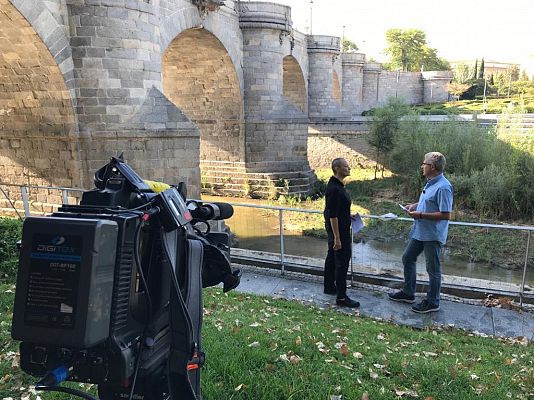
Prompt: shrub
<box><xmin>0</xmin><ymin>218</ymin><xmax>22</xmax><ymax>282</ymax></box>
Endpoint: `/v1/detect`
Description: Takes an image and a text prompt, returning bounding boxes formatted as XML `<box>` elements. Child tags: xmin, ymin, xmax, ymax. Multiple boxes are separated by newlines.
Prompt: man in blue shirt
<box><xmin>389</xmin><ymin>152</ymin><xmax>453</xmax><ymax>313</ymax></box>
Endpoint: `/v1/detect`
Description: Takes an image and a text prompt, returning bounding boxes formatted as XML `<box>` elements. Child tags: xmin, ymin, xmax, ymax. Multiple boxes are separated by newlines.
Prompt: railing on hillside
<box><xmin>1</xmin><ymin>183</ymin><xmax>533</xmax><ymax>308</ymax></box>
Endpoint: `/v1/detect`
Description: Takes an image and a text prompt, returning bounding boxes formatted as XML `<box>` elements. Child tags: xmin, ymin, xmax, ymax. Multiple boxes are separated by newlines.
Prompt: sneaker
<box><xmin>336</xmin><ymin>297</ymin><xmax>360</xmax><ymax>308</ymax></box>
<box><xmin>388</xmin><ymin>291</ymin><xmax>415</xmax><ymax>304</ymax></box>
<box><xmin>411</xmin><ymin>300</ymin><xmax>440</xmax><ymax>313</ymax></box>
<box><xmin>324</xmin><ymin>287</ymin><xmax>337</xmax><ymax>295</ymax></box>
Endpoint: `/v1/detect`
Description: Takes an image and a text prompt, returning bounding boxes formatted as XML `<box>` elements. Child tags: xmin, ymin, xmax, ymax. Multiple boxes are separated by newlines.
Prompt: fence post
<box><xmin>20</xmin><ymin>186</ymin><xmax>30</xmax><ymax>217</ymax></box>
<box><xmin>279</xmin><ymin>209</ymin><xmax>285</xmax><ymax>276</ymax></box>
<box><xmin>519</xmin><ymin>230</ymin><xmax>531</xmax><ymax>308</ymax></box>
<box><xmin>61</xmin><ymin>189</ymin><xmax>68</xmax><ymax>205</ymax></box>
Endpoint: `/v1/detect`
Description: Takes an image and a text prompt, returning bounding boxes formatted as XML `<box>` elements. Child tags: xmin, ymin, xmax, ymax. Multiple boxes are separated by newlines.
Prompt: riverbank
<box><xmin>205</xmin><ymin>166</ymin><xmax>533</xmax><ymax>272</ymax></box>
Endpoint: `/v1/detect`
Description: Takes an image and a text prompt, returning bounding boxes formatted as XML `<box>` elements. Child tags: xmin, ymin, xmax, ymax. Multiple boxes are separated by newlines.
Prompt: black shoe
<box><xmin>336</xmin><ymin>297</ymin><xmax>360</xmax><ymax>308</ymax></box>
<box><xmin>388</xmin><ymin>291</ymin><xmax>415</xmax><ymax>304</ymax></box>
<box><xmin>324</xmin><ymin>287</ymin><xmax>337</xmax><ymax>295</ymax></box>
<box><xmin>411</xmin><ymin>300</ymin><xmax>440</xmax><ymax>313</ymax></box>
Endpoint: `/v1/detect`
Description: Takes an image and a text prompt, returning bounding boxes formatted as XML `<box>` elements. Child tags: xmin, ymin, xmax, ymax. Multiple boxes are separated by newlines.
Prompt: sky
<box><xmin>271</xmin><ymin>0</ymin><xmax>534</xmax><ymax>71</ymax></box>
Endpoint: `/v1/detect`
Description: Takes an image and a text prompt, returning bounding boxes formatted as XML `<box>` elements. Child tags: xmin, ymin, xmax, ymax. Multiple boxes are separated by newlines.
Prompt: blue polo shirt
<box><xmin>410</xmin><ymin>174</ymin><xmax>453</xmax><ymax>245</ymax></box>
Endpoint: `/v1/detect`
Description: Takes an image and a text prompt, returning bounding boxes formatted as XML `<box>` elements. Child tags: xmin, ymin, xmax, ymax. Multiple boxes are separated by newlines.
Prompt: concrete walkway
<box><xmin>233</xmin><ymin>265</ymin><xmax>534</xmax><ymax>342</ymax></box>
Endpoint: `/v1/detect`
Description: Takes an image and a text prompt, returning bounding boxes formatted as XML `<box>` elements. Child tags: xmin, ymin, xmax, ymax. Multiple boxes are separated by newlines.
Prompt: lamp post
<box><xmin>341</xmin><ymin>25</ymin><xmax>345</xmax><ymax>53</ymax></box>
<box><xmin>309</xmin><ymin>0</ymin><xmax>313</xmax><ymax>35</ymax></box>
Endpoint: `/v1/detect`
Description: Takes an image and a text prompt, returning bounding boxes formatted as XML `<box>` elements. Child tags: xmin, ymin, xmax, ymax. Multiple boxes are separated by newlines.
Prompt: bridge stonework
<box><xmin>0</xmin><ymin>0</ymin><xmax>451</xmax><ymax>206</ymax></box>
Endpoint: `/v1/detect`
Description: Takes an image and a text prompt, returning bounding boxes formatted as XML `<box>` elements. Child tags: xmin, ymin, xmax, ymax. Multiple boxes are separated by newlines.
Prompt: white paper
<box><xmin>351</xmin><ymin>213</ymin><xmax>364</xmax><ymax>234</ymax></box>
<box><xmin>379</xmin><ymin>213</ymin><xmax>398</xmax><ymax>220</ymax></box>
<box><xmin>398</xmin><ymin>204</ymin><xmax>409</xmax><ymax>212</ymax></box>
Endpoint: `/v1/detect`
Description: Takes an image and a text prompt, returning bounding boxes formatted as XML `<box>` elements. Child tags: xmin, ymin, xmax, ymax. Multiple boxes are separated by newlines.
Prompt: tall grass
<box><xmin>388</xmin><ymin>117</ymin><xmax>534</xmax><ymax>221</ymax></box>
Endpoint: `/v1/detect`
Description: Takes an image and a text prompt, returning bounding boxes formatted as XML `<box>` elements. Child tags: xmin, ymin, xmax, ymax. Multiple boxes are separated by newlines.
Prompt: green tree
<box><xmin>453</xmin><ymin>63</ymin><xmax>472</xmax><ymax>83</ymax></box>
<box><xmin>447</xmin><ymin>82</ymin><xmax>470</xmax><ymax>101</ymax></box>
<box><xmin>510</xmin><ymin>65</ymin><xmax>520</xmax><ymax>81</ymax></box>
<box><xmin>368</xmin><ymin>98</ymin><xmax>410</xmax><ymax>178</ymax></box>
<box><xmin>478</xmin><ymin>58</ymin><xmax>485</xmax><ymax>79</ymax></box>
<box><xmin>473</xmin><ymin>59</ymin><xmax>478</xmax><ymax>79</ymax></box>
<box><xmin>342</xmin><ymin>38</ymin><xmax>359</xmax><ymax>53</ymax></box>
<box><xmin>383</xmin><ymin>29</ymin><xmax>448</xmax><ymax>72</ymax></box>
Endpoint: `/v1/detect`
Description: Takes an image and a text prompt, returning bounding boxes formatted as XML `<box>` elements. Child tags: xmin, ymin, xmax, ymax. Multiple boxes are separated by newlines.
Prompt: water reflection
<box><xmin>204</xmin><ymin>196</ymin><xmax>533</xmax><ymax>286</ymax></box>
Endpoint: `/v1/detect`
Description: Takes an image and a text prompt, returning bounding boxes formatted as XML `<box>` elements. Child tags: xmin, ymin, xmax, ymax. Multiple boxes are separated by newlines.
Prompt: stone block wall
<box><xmin>307</xmin><ymin>122</ymin><xmax>375</xmax><ymax>170</ymax></box>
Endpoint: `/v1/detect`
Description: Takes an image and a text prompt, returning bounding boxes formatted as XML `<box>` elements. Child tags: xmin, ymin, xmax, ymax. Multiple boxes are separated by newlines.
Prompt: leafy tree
<box><xmin>383</xmin><ymin>28</ymin><xmax>449</xmax><ymax>72</ymax></box>
<box><xmin>519</xmin><ymin>70</ymin><xmax>529</xmax><ymax>81</ymax></box>
<box><xmin>510</xmin><ymin>65</ymin><xmax>520</xmax><ymax>81</ymax></box>
<box><xmin>368</xmin><ymin>98</ymin><xmax>410</xmax><ymax>178</ymax></box>
<box><xmin>472</xmin><ymin>59</ymin><xmax>478</xmax><ymax>79</ymax></box>
<box><xmin>478</xmin><ymin>58</ymin><xmax>485</xmax><ymax>79</ymax></box>
<box><xmin>342</xmin><ymin>38</ymin><xmax>359</xmax><ymax>53</ymax></box>
<box><xmin>453</xmin><ymin>63</ymin><xmax>473</xmax><ymax>84</ymax></box>
<box><xmin>447</xmin><ymin>82</ymin><xmax>470</xmax><ymax>101</ymax></box>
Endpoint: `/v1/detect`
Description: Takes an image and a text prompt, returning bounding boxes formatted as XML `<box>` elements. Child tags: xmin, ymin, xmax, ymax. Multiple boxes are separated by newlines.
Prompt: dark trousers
<box><xmin>324</xmin><ymin>239</ymin><xmax>351</xmax><ymax>299</ymax></box>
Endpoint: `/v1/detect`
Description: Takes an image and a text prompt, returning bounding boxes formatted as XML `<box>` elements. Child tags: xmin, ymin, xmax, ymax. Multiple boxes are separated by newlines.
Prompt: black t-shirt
<box><xmin>324</xmin><ymin>176</ymin><xmax>352</xmax><ymax>242</ymax></box>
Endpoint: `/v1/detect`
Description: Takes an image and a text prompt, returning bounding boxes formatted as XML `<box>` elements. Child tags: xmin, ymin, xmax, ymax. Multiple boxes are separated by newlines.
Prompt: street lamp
<box><xmin>309</xmin><ymin>0</ymin><xmax>313</xmax><ymax>35</ymax></box>
<box><xmin>341</xmin><ymin>25</ymin><xmax>345</xmax><ymax>52</ymax></box>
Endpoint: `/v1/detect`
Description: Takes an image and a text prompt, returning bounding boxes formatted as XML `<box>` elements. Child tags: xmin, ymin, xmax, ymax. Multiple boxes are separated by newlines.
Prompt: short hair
<box><xmin>425</xmin><ymin>152</ymin><xmax>446</xmax><ymax>172</ymax></box>
<box><xmin>331</xmin><ymin>158</ymin><xmax>346</xmax><ymax>173</ymax></box>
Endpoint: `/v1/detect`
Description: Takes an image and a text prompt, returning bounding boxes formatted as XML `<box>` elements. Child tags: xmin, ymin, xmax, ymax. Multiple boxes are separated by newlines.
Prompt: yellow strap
<box><xmin>144</xmin><ymin>180</ymin><xmax>171</xmax><ymax>193</ymax></box>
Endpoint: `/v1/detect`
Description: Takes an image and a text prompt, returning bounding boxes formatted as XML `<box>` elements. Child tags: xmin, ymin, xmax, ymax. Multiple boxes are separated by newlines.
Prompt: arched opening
<box><xmin>282</xmin><ymin>55</ymin><xmax>307</xmax><ymax>112</ymax></box>
<box><xmin>162</xmin><ymin>28</ymin><xmax>244</xmax><ymax>183</ymax></box>
<box><xmin>333</xmin><ymin>70</ymin><xmax>341</xmax><ymax>103</ymax></box>
<box><xmin>0</xmin><ymin>2</ymin><xmax>78</xmax><ymax>211</ymax></box>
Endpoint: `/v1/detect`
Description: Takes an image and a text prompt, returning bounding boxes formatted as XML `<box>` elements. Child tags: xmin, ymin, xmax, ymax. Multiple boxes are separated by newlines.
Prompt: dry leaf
<box><xmin>234</xmin><ymin>383</ymin><xmax>246</xmax><ymax>391</ymax></box>
<box><xmin>340</xmin><ymin>344</ymin><xmax>350</xmax><ymax>357</ymax></box>
<box><xmin>353</xmin><ymin>352</ymin><xmax>364</xmax><ymax>359</ymax></box>
<box><xmin>248</xmin><ymin>341</ymin><xmax>260</xmax><ymax>348</ymax></box>
<box><xmin>369</xmin><ymin>368</ymin><xmax>379</xmax><ymax>380</ymax></box>
<box><xmin>361</xmin><ymin>392</ymin><xmax>370</xmax><ymax>400</ymax></box>
<box><xmin>295</xmin><ymin>336</ymin><xmax>302</xmax><ymax>346</ymax></box>
<box><xmin>289</xmin><ymin>355</ymin><xmax>302</xmax><ymax>364</ymax></box>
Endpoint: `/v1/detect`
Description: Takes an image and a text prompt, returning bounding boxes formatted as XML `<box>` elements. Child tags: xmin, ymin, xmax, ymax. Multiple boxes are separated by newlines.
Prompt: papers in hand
<box><xmin>398</xmin><ymin>204</ymin><xmax>409</xmax><ymax>212</ymax></box>
<box><xmin>351</xmin><ymin>213</ymin><xmax>364</xmax><ymax>234</ymax></box>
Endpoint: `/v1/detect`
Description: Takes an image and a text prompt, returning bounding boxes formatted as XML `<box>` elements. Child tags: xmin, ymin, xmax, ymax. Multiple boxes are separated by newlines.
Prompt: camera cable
<box><xmin>35</xmin><ymin>366</ymin><xmax>99</xmax><ymax>400</ymax></box>
<box><xmin>127</xmin><ymin>217</ymin><xmax>154</xmax><ymax>400</ymax></box>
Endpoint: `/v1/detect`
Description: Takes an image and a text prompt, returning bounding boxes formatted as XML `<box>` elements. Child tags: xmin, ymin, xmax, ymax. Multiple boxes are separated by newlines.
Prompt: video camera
<box><xmin>11</xmin><ymin>155</ymin><xmax>241</xmax><ymax>400</ymax></box>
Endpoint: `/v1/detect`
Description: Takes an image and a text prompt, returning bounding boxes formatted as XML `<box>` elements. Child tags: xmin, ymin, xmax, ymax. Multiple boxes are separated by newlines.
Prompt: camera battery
<box><xmin>12</xmin><ymin>217</ymin><xmax>118</xmax><ymax>348</ymax></box>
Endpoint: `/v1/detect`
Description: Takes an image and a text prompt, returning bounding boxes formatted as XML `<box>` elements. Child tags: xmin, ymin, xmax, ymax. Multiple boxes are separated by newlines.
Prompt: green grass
<box><xmin>411</xmin><ymin>96</ymin><xmax>534</xmax><ymax>114</ymax></box>
<box><xmin>1</xmin><ymin>286</ymin><xmax>532</xmax><ymax>399</ymax></box>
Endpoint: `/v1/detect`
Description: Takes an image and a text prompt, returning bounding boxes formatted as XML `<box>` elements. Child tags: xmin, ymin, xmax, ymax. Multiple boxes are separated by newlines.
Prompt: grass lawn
<box><xmin>411</xmin><ymin>96</ymin><xmax>534</xmax><ymax>115</ymax></box>
<box><xmin>2</xmin><ymin>284</ymin><xmax>532</xmax><ymax>400</ymax></box>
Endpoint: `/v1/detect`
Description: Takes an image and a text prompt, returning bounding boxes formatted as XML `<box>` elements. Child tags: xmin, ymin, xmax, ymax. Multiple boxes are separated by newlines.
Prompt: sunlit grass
<box><xmin>3</xmin><ymin>286</ymin><xmax>531</xmax><ymax>400</ymax></box>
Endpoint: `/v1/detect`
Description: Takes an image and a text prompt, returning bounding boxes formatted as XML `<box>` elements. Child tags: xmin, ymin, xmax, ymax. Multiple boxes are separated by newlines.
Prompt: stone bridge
<box><xmin>0</xmin><ymin>0</ymin><xmax>451</xmax><ymax>201</ymax></box>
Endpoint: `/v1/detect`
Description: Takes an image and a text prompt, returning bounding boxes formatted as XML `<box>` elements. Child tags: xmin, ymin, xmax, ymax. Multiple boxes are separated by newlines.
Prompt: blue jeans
<box><xmin>402</xmin><ymin>239</ymin><xmax>442</xmax><ymax>305</ymax></box>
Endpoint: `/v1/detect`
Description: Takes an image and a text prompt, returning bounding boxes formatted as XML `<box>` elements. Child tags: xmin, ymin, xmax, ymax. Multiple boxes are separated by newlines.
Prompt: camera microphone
<box><xmin>189</xmin><ymin>202</ymin><xmax>234</xmax><ymax>221</ymax></box>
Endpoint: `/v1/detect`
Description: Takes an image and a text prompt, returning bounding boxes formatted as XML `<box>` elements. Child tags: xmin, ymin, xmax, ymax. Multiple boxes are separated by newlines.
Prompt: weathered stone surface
<box><xmin>1</xmin><ymin>0</ymin><xmax>451</xmax><ymax>206</ymax></box>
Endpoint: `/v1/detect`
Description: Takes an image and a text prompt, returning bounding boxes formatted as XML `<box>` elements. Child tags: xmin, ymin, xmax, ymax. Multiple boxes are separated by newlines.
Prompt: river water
<box><xmin>203</xmin><ymin>196</ymin><xmax>533</xmax><ymax>287</ymax></box>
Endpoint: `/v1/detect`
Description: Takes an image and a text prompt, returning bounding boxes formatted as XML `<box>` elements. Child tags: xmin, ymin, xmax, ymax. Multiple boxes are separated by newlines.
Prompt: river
<box><xmin>202</xmin><ymin>196</ymin><xmax>533</xmax><ymax>287</ymax></box>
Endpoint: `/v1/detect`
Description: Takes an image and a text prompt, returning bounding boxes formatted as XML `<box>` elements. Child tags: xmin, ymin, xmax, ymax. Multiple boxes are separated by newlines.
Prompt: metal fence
<box><xmin>1</xmin><ymin>183</ymin><xmax>533</xmax><ymax>307</ymax></box>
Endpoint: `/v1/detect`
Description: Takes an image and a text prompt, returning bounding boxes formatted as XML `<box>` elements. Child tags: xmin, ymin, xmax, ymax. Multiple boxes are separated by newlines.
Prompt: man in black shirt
<box><xmin>323</xmin><ymin>158</ymin><xmax>360</xmax><ymax>308</ymax></box>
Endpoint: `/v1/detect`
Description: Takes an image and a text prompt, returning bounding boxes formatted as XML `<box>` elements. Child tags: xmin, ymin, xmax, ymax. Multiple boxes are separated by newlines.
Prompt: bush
<box><xmin>387</xmin><ymin>118</ymin><xmax>534</xmax><ymax>220</ymax></box>
<box><xmin>0</xmin><ymin>218</ymin><xmax>22</xmax><ymax>282</ymax></box>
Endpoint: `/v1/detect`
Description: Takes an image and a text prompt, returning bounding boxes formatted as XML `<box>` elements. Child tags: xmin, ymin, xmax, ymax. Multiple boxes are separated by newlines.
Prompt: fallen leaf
<box><xmin>369</xmin><ymin>368</ymin><xmax>379</xmax><ymax>380</ymax></box>
<box><xmin>361</xmin><ymin>392</ymin><xmax>370</xmax><ymax>400</ymax></box>
<box><xmin>234</xmin><ymin>383</ymin><xmax>246</xmax><ymax>391</ymax></box>
<box><xmin>248</xmin><ymin>341</ymin><xmax>260</xmax><ymax>348</ymax></box>
<box><xmin>295</xmin><ymin>336</ymin><xmax>302</xmax><ymax>346</ymax></box>
<box><xmin>353</xmin><ymin>352</ymin><xmax>364</xmax><ymax>359</ymax></box>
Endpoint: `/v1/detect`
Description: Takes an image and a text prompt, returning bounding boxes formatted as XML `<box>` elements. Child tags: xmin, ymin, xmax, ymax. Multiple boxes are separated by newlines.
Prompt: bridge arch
<box><xmin>0</xmin><ymin>1</ymin><xmax>79</xmax><ymax>199</ymax></box>
<box><xmin>282</xmin><ymin>55</ymin><xmax>307</xmax><ymax>113</ymax></box>
<box><xmin>162</xmin><ymin>27</ymin><xmax>244</xmax><ymax>177</ymax></box>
